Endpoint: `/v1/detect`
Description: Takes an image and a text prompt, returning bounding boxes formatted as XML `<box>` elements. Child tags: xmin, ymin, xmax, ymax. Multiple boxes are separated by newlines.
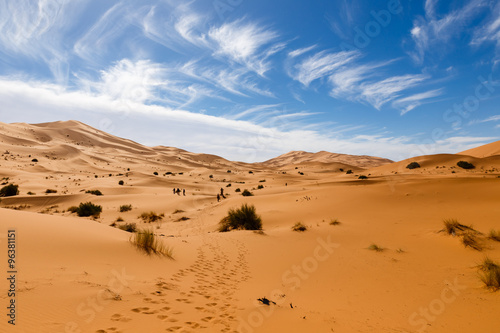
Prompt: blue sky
<box><xmin>1</xmin><ymin>0</ymin><xmax>500</xmax><ymax>162</ymax></box>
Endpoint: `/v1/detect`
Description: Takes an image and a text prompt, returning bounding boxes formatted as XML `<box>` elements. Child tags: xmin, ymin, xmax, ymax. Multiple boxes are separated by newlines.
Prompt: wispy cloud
<box><xmin>471</xmin><ymin>2</ymin><xmax>500</xmax><ymax>61</ymax></box>
<box><xmin>409</xmin><ymin>0</ymin><xmax>488</xmax><ymax>63</ymax></box>
<box><xmin>392</xmin><ymin>89</ymin><xmax>444</xmax><ymax>115</ymax></box>
<box><xmin>288</xmin><ymin>45</ymin><xmax>317</xmax><ymax>58</ymax></box>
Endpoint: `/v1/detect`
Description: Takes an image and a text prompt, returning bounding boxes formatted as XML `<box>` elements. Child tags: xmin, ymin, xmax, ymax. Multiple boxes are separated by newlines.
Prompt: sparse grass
<box><xmin>45</xmin><ymin>189</ymin><xmax>57</xmax><ymax>194</ymax></box>
<box><xmin>218</xmin><ymin>204</ymin><xmax>262</xmax><ymax>232</ymax></box>
<box><xmin>368</xmin><ymin>244</ymin><xmax>385</xmax><ymax>252</ymax></box>
<box><xmin>119</xmin><ymin>204</ymin><xmax>133</xmax><ymax>212</ymax></box>
<box><xmin>241</xmin><ymin>189</ymin><xmax>253</xmax><ymax>196</ymax></box>
<box><xmin>76</xmin><ymin>202</ymin><xmax>102</xmax><ymax>218</ymax></box>
<box><xmin>478</xmin><ymin>257</ymin><xmax>500</xmax><ymax>291</ymax></box>
<box><xmin>175</xmin><ymin>216</ymin><xmax>190</xmax><ymax>222</ymax></box>
<box><xmin>442</xmin><ymin>219</ymin><xmax>476</xmax><ymax>236</ymax></box>
<box><xmin>461</xmin><ymin>232</ymin><xmax>484</xmax><ymax>251</ymax></box>
<box><xmin>173</xmin><ymin>209</ymin><xmax>185</xmax><ymax>214</ymax></box>
<box><xmin>0</xmin><ymin>184</ymin><xmax>19</xmax><ymax>197</ymax></box>
<box><xmin>138</xmin><ymin>211</ymin><xmax>164</xmax><ymax>223</ymax></box>
<box><xmin>329</xmin><ymin>218</ymin><xmax>341</xmax><ymax>226</ymax></box>
<box><xmin>4</xmin><ymin>204</ymin><xmax>30</xmax><ymax>210</ymax></box>
<box><xmin>86</xmin><ymin>190</ymin><xmax>103</xmax><ymax>196</ymax></box>
<box><xmin>132</xmin><ymin>229</ymin><xmax>172</xmax><ymax>257</ymax></box>
<box><xmin>118</xmin><ymin>223</ymin><xmax>137</xmax><ymax>233</ymax></box>
<box><xmin>292</xmin><ymin>222</ymin><xmax>307</xmax><ymax>232</ymax></box>
<box><xmin>488</xmin><ymin>230</ymin><xmax>500</xmax><ymax>242</ymax></box>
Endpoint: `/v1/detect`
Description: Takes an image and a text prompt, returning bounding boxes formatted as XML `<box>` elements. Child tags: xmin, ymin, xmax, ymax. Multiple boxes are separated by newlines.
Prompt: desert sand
<box><xmin>0</xmin><ymin>120</ymin><xmax>499</xmax><ymax>333</ymax></box>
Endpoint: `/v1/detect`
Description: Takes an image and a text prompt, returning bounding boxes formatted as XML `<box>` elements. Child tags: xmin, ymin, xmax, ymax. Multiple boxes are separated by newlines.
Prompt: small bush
<box><xmin>406</xmin><ymin>162</ymin><xmax>421</xmax><ymax>169</ymax></box>
<box><xmin>86</xmin><ymin>190</ymin><xmax>103</xmax><ymax>196</ymax></box>
<box><xmin>257</xmin><ymin>185</ymin><xmax>264</xmax><ymax>189</ymax></box>
<box><xmin>67</xmin><ymin>206</ymin><xmax>78</xmax><ymax>213</ymax></box>
<box><xmin>259</xmin><ymin>179</ymin><xmax>266</xmax><ymax>183</ymax></box>
<box><xmin>119</xmin><ymin>204</ymin><xmax>132</xmax><ymax>212</ymax></box>
<box><xmin>0</xmin><ymin>184</ymin><xmax>19</xmax><ymax>197</ymax></box>
<box><xmin>139</xmin><ymin>211</ymin><xmax>164</xmax><ymax>223</ymax></box>
<box><xmin>457</xmin><ymin>161</ymin><xmax>475</xmax><ymax>169</ymax></box>
<box><xmin>442</xmin><ymin>219</ymin><xmax>475</xmax><ymax>236</ymax></box>
<box><xmin>461</xmin><ymin>232</ymin><xmax>483</xmax><ymax>251</ymax></box>
<box><xmin>173</xmin><ymin>209</ymin><xmax>184</xmax><ymax>214</ymax></box>
<box><xmin>132</xmin><ymin>229</ymin><xmax>172</xmax><ymax>257</ymax></box>
<box><xmin>118</xmin><ymin>223</ymin><xmax>137</xmax><ymax>233</ymax></box>
<box><xmin>209</xmin><ymin>175</ymin><xmax>213</xmax><ymax>179</ymax></box>
<box><xmin>176</xmin><ymin>216</ymin><xmax>190</xmax><ymax>222</ymax></box>
<box><xmin>368</xmin><ymin>244</ymin><xmax>384</xmax><ymax>252</ymax></box>
<box><xmin>31</xmin><ymin>158</ymin><xmax>38</xmax><ymax>162</ymax></box>
<box><xmin>153</xmin><ymin>171</ymin><xmax>158</xmax><ymax>175</ymax></box>
<box><xmin>242</xmin><ymin>189</ymin><xmax>253</xmax><ymax>196</ymax></box>
<box><xmin>27</xmin><ymin>191</ymin><xmax>35</xmax><ymax>195</ymax></box>
<box><xmin>45</xmin><ymin>189</ymin><xmax>57</xmax><ymax>194</ymax></box>
<box><xmin>116</xmin><ymin>217</ymin><xmax>124</xmax><ymax>222</ymax></box>
<box><xmin>235</xmin><ymin>188</ymin><xmax>241</xmax><ymax>192</ymax></box>
<box><xmin>226</xmin><ymin>183</ymin><xmax>232</xmax><ymax>187</ymax></box>
<box><xmin>488</xmin><ymin>230</ymin><xmax>500</xmax><ymax>242</ymax></box>
<box><xmin>292</xmin><ymin>222</ymin><xmax>307</xmax><ymax>232</ymax></box>
<box><xmin>118</xmin><ymin>180</ymin><xmax>124</xmax><ymax>186</ymax></box>
<box><xmin>478</xmin><ymin>257</ymin><xmax>500</xmax><ymax>290</ymax></box>
<box><xmin>76</xmin><ymin>202</ymin><xmax>102</xmax><ymax>218</ymax></box>
<box><xmin>346</xmin><ymin>170</ymin><xmax>353</xmax><ymax>174</ymax></box>
<box><xmin>358</xmin><ymin>175</ymin><xmax>368</xmax><ymax>179</ymax></box>
<box><xmin>218</xmin><ymin>204</ymin><xmax>262</xmax><ymax>232</ymax></box>
<box><xmin>330</xmin><ymin>219</ymin><xmax>341</xmax><ymax>226</ymax></box>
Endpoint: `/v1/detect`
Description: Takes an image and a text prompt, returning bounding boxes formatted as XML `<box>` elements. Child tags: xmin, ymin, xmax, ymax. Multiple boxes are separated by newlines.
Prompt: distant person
<box><xmin>183</xmin><ymin>189</ymin><xmax>185</xmax><ymax>196</ymax></box>
<box><xmin>217</xmin><ymin>194</ymin><xmax>220</xmax><ymax>202</ymax></box>
<box><xmin>220</xmin><ymin>188</ymin><xmax>224</xmax><ymax>196</ymax></box>
<box><xmin>285</xmin><ymin>183</ymin><xmax>287</xmax><ymax>186</ymax></box>
<box><xmin>176</xmin><ymin>188</ymin><xmax>181</xmax><ymax>195</ymax></box>
<box><xmin>173</xmin><ymin>188</ymin><xmax>176</xmax><ymax>194</ymax></box>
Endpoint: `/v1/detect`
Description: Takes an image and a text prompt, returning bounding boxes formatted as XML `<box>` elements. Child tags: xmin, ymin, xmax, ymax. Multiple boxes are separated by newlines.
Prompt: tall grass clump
<box><xmin>132</xmin><ymin>229</ymin><xmax>172</xmax><ymax>257</ymax></box>
<box><xmin>118</xmin><ymin>223</ymin><xmax>137</xmax><ymax>233</ymax></box>
<box><xmin>0</xmin><ymin>184</ymin><xmax>19</xmax><ymax>197</ymax></box>
<box><xmin>461</xmin><ymin>231</ymin><xmax>483</xmax><ymax>251</ymax></box>
<box><xmin>86</xmin><ymin>190</ymin><xmax>103</xmax><ymax>196</ymax></box>
<box><xmin>218</xmin><ymin>204</ymin><xmax>262</xmax><ymax>232</ymax></box>
<box><xmin>442</xmin><ymin>219</ymin><xmax>475</xmax><ymax>236</ymax></box>
<box><xmin>368</xmin><ymin>244</ymin><xmax>385</xmax><ymax>252</ymax></box>
<box><xmin>76</xmin><ymin>202</ymin><xmax>102</xmax><ymax>218</ymax></box>
<box><xmin>488</xmin><ymin>230</ymin><xmax>500</xmax><ymax>242</ymax></box>
<box><xmin>138</xmin><ymin>211</ymin><xmax>164</xmax><ymax>223</ymax></box>
<box><xmin>292</xmin><ymin>222</ymin><xmax>307</xmax><ymax>232</ymax></box>
<box><xmin>478</xmin><ymin>257</ymin><xmax>500</xmax><ymax>291</ymax></box>
<box><xmin>119</xmin><ymin>204</ymin><xmax>133</xmax><ymax>212</ymax></box>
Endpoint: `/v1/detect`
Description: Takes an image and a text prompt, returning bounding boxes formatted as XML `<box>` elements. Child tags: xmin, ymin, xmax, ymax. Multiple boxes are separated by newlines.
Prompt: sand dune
<box><xmin>1</xmin><ymin>120</ymin><xmax>499</xmax><ymax>333</ymax></box>
<box><xmin>459</xmin><ymin>139</ymin><xmax>500</xmax><ymax>158</ymax></box>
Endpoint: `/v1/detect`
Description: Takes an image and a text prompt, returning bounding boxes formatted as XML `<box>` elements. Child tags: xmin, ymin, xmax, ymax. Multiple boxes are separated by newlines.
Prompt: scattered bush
<box><xmin>457</xmin><ymin>161</ymin><xmax>475</xmax><ymax>169</ymax></box>
<box><xmin>27</xmin><ymin>191</ymin><xmax>35</xmax><ymax>195</ymax></box>
<box><xmin>76</xmin><ymin>202</ymin><xmax>102</xmax><ymax>218</ymax></box>
<box><xmin>257</xmin><ymin>185</ymin><xmax>264</xmax><ymax>189</ymax></box>
<box><xmin>442</xmin><ymin>219</ymin><xmax>475</xmax><ymax>236</ymax></box>
<box><xmin>119</xmin><ymin>204</ymin><xmax>133</xmax><ymax>212</ymax></box>
<box><xmin>330</xmin><ymin>219</ymin><xmax>341</xmax><ymax>226</ymax></box>
<box><xmin>461</xmin><ymin>231</ymin><xmax>483</xmax><ymax>251</ymax></box>
<box><xmin>118</xmin><ymin>223</ymin><xmax>137</xmax><ymax>233</ymax></box>
<box><xmin>175</xmin><ymin>216</ymin><xmax>190</xmax><ymax>222</ymax></box>
<box><xmin>0</xmin><ymin>184</ymin><xmax>19</xmax><ymax>197</ymax></box>
<box><xmin>45</xmin><ymin>189</ymin><xmax>57</xmax><ymax>194</ymax></box>
<box><xmin>235</xmin><ymin>188</ymin><xmax>241</xmax><ymax>193</ymax></box>
<box><xmin>116</xmin><ymin>217</ymin><xmax>124</xmax><ymax>222</ymax></box>
<box><xmin>259</xmin><ymin>180</ymin><xmax>266</xmax><ymax>183</ymax></box>
<box><xmin>292</xmin><ymin>222</ymin><xmax>307</xmax><ymax>232</ymax></box>
<box><xmin>358</xmin><ymin>175</ymin><xmax>368</xmax><ymax>179</ymax></box>
<box><xmin>218</xmin><ymin>204</ymin><xmax>262</xmax><ymax>232</ymax></box>
<box><xmin>346</xmin><ymin>170</ymin><xmax>353</xmax><ymax>174</ymax></box>
<box><xmin>138</xmin><ymin>211</ymin><xmax>164</xmax><ymax>223</ymax></box>
<box><xmin>226</xmin><ymin>183</ymin><xmax>232</xmax><ymax>187</ymax></box>
<box><xmin>209</xmin><ymin>175</ymin><xmax>213</xmax><ymax>179</ymax></box>
<box><xmin>86</xmin><ymin>190</ymin><xmax>103</xmax><ymax>196</ymax></box>
<box><xmin>488</xmin><ymin>230</ymin><xmax>500</xmax><ymax>242</ymax></box>
<box><xmin>368</xmin><ymin>244</ymin><xmax>384</xmax><ymax>252</ymax></box>
<box><xmin>173</xmin><ymin>209</ymin><xmax>184</xmax><ymax>214</ymax></box>
<box><xmin>67</xmin><ymin>206</ymin><xmax>78</xmax><ymax>213</ymax></box>
<box><xmin>406</xmin><ymin>162</ymin><xmax>421</xmax><ymax>169</ymax></box>
<box><xmin>242</xmin><ymin>189</ymin><xmax>253</xmax><ymax>196</ymax></box>
<box><xmin>132</xmin><ymin>229</ymin><xmax>172</xmax><ymax>257</ymax></box>
<box><xmin>478</xmin><ymin>257</ymin><xmax>500</xmax><ymax>290</ymax></box>
<box><xmin>118</xmin><ymin>180</ymin><xmax>124</xmax><ymax>185</ymax></box>
<box><xmin>249</xmin><ymin>171</ymin><xmax>253</xmax><ymax>174</ymax></box>
<box><xmin>298</xmin><ymin>171</ymin><xmax>304</xmax><ymax>175</ymax></box>
<box><xmin>153</xmin><ymin>171</ymin><xmax>158</xmax><ymax>175</ymax></box>
<box><xmin>31</xmin><ymin>158</ymin><xmax>38</xmax><ymax>162</ymax></box>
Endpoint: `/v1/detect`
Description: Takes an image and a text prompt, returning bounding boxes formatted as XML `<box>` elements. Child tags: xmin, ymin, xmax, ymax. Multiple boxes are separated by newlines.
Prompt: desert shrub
<box><xmin>31</xmin><ymin>158</ymin><xmax>38</xmax><ymax>162</ymax></box>
<box><xmin>226</xmin><ymin>183</ymin><xmax>232</xmax><ymax>187</ymax></box>
<box><xmin>478</xmin><ymin>257</ymin><xmax>500</xmax><ymax>290</ymax></box>
<box><xmin>116</xmin><ymin>217</ymin><xmax>124</xmax><ymax>222</ymax></box>
<box><xmin>0</xmin><ymin>184</ymin><xmax>19</xmax><ymax>197</ymax></box>
<box><xmin>242</xmin><ymin>189</ymin><xmax>253</xmax><ymax>196</ymax></box>
<box><xmin>176</xmin><ymin>216</ymin><xmax>190</xmax><ymax>222</ymax></box>
<box><xmin>218</xmin><ymin>204</ymin><xmax>262</xmax><ymax>232</ymax></box>
<box><xmin>257</xmin><ymin>185</ymin><xmax>264</xmax><ymax>189</ymax></box>
<box><xmin>249</xmin><ymin>171</ymin><xmax>253</xmax><ymax>174</ymax></box>
<box><xmin>118</xmin><ymin>180</ymin><xmax>124</xmax><ymax>185</ymax></box>
<box><xmin>406</xmin><ymin>162</ymin><xmax>421</xmax><ymax>169</ymax></box>
<box><xmin>457</xmin><ymin>161</ymin><xmax>475</xmax><ymax>169</ymax></box>
<box><xmin>235</xmin><ymin>188</ymin><xmax>241</xmax><ymax>192</ymax></box>
<box><xmin>330</xmin><ymin>218</ymin><xmax>341</xmax><ymax>226</ymax></box>
<box><xmin>442</xmin><ymin>219</ymin><xmax>475</xmax><ymax>236</ymax></box>
<box><xmin>209</xmin><ymin>174</ymin><xmax>213</xmax><ymax>179</ymax></box>
<box><xmin>132</xmin><ymin>229</ymin><xmax>172</xmax><ymax>257</ymax></box>
<box><xmin>27</xmin><ymin>191</ymin><xmax>35</xmax><ymax>195</ymax></box>
<box><xmin>292</xmin><ymin>222</ymin><xmax>307</xmax><ymax>232</ymax></box>
<box><xmin>173</xmin><ymin>209</ymin><xmax>184</xmax><ymax>214</ymax></box>
<box><xmin>67</xmin><ymin>206</ymin><xmax>78</xmax><ymax>213</ymax></box>
<box><xmin>118</xmin><ymin>223</ymin><xmax>137</xmax><ymax>233</ymax></box>
<box><xmin>298</xmin><ymin>171</ymin><xmax>304</xmax><ymax>175</ymax></box>
<box><xmin>138</xmin><ymin>211</ymin><xmax>164</xmax><ymax>223</ymax></box>
<box><xmin>119</xmin><ymin>204</ymin><xmax>132</xmax><ymax>212</ymax></box>
<box><xmin>45</xmin><ymin>189</ymin><xmax>57</xmax><ymax>194</ymax></box>
<box><xmin>368</xmin><ymin>244</ymin><xmax>384</xmax><ymax>252</ymax></box>
<box><xmin>461</xmin><ymin>232</ymin><xmax>483</xmax><ymax>251</ymax></box>
<box><xmin>86</xmin><ymin>190</ymin><xmax>103</xmax><ymax>196</ymax></box>
<box><xmin>488</xmin><ymin>230</ymin><xmax>500</xmax><ymax>242</ymax></box>
<box><xmin>358</xmin><ymin>175</ymin><xmax>368</xmax><ymax>179</ymax></box>
<box><xmin>76</xmin><ymin>202</ymin><xmax>102</xmax><ymax>218</ymax></box>
<box><xmin>259</xmin><ymin>179</ymin><xmax>266</xmax><ymax>183</ymax></box>
<box><xmin>346</xmin><ymin>170</ymin><xmax>353</xmax><ymax>174</ymax></box>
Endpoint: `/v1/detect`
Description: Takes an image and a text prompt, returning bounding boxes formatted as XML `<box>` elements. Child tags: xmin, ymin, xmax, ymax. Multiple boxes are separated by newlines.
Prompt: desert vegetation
<box><xmin>132</xmin><ymin>229</ymin><xmax>172</xmax><ymax>257</ymax></box>
<box><xmin>0</xmin><ymin>184</ymin><xmax>19</xmax><ymax>197</ymax></box>
<box><xmin>457</xmin><ymin>161</ymin><xmax>475</xmax><ymax>169</ymax></box>
<box><xmin>75</xmin><ymin>202</ymin><xmax>102</xmax><ymax>218</ymax></box>
<box><xmin>292</xmin><ymin>222</ymin><xmax>307</xmax><ymax>232</ymax></box>
<box><xmin>406</xmin><ymin>162</ymin><xmax>421</xmax><ymax>169</ymax></box>
<box><xmin>218</xmin><ymin>204</ymin><xmax>262</xmax><ymax>232</ymax></box>
<box><xmin>119</xmin><ymin>204</ymin><xmax>133</xmax><ymax>212</ymax></box>
<box><xmin>138</xmin><ymin>211</ymin><xmax>164</xmax><ymax>223</ymax></box>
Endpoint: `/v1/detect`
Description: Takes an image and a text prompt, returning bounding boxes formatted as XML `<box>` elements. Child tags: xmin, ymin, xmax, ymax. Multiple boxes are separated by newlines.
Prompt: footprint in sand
<box><xmin>165</xmin><ymin>327</ymin><xmax>182</xmax><ymax>332</ymax></box>
<box><xmin>157</xmin><ymin>314</ymin><xmax>169</xmax><ymax>320</ymax></box>
<box><xmin>110</xmin><ymin>314</ymin><xmax>131</xmax><ymax>322</ymax></box>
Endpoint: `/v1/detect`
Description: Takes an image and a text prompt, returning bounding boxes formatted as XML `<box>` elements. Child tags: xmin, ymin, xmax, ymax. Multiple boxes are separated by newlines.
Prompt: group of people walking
<box><xmin>173</xmin><ymin>188</ymin><xmax>186</xmax><ymax>196</ymax></box>
<box><xmin>217</xmin><ymin>187</ymin><xmax>225</xmax><ymax>202</ymax></box>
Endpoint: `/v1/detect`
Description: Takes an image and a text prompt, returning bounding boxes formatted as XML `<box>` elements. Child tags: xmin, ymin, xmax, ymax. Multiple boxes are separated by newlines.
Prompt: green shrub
<box><xmin>242</xmin><ymin>189</ymin><xmax>253</xmax><ymax>196</ymax></box>
<box><xmin>457</xmin><ymin>161</ymin><xmax>475</xmax><ymax>169</ymax></box>
<box><xmin>119</xmin><ymin>204</ymin><xmax>132</xmax><ymax>212</ymax></box>
<box><xmin>218</xmin><ymin>204</ymin><xmax>262</xmax><ymax>232</ymax></box>
<box><xmin>132</xmin><ymin>229</ymin><xmax>172</xmax><ymax>257</ymax></box>
<box><xmin>86</xmin><ymin>190</ymin><xmax>103</xmax><ymax>196</ymax></box>
<box><xmin>0</xmin><ymin>184</ymin><xmax>19</xmax><ymax>197</ymax></box>
<box><xmin>292</xmin><ymin>222</ymin><xmax>307</xmax><ymax>232</ymax></box>
<box><xmin>406</xmin><ymin>162</ymin><xmax>421</xmax><ymax>169</ymax></box>
<box><xmin>76</xmin><ymin>202</ymin><xmax>102</xmax><ymax>218</ymax></box>
<box><xmin>138</xmin><ymin>211</ymin><xmax>164</xmax><ymax>223</ymax></box>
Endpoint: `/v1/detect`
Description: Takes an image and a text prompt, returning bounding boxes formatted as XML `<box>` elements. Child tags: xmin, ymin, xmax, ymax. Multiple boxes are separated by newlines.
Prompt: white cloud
<box><xmin>288</xmin><ymin>45</ymin><xmax>317</xmax><ymax>58</ymax></box>
<box><xmin>471</xmin><ymin>2</ymin><xmax>500</xmax><ymax>59</ymax></box>
<box><xmin>392</xmin><ymin>88</ymin><xmax>444</xmax><ymax>115</ymax></box>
